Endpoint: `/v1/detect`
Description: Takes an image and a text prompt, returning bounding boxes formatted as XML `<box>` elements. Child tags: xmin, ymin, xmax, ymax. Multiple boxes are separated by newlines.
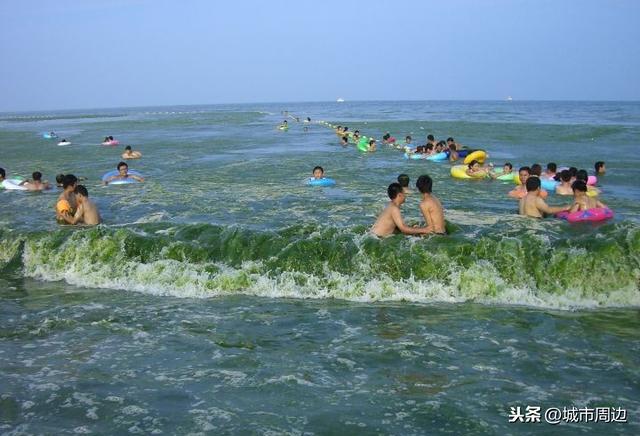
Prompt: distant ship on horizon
<box><xmin>336</xmin><ymin>97</ymin><xmax>345</xmax><ymax>103</ymax></box>
<box><xmin>506</xmin><ymin>96</ymin><xmax>513</xmax><ymax>101</ymax></box>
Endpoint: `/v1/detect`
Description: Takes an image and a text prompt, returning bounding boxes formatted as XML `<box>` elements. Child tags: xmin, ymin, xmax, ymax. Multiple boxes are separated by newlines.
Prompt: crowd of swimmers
<box><xmin>1</xmin><ymin>139</ymin><xmax>146</xmax><ymax>226</ymax></box>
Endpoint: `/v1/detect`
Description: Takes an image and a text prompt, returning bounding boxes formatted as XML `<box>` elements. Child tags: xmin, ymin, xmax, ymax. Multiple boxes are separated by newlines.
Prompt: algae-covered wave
<box><xmin>1</xmin><ymin>222</ymin><xmax>638</xmax><ymax>309</ymax></box>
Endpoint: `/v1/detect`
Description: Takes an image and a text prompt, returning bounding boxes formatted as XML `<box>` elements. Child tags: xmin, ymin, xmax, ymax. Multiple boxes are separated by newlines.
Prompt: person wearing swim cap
<box><xmin>371</xmin><ymin>183</ymin><xmax>431</xmax><ymax>237</ymax></box>
<box><xmin>56</xmin><ymin>174</ymin><xmax>78</xmax><ymax>223</ymax></box>
<box><xmin>122</xmin><ymin>145</ymin><xmax>142</xmax><ymax>159</ymax></box>
<box><xmin>519</xmin><ymin>177</ymin><xmax>569</xmax><ymax>218</ymax></box>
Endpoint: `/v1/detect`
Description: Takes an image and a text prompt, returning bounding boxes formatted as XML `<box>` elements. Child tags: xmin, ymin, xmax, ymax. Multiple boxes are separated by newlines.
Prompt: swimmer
<box><xmin>279</xmin><ymin>120</ymin><xmax>288</xmax><ymax>129</ymax></box>
<box><xmin>371</xmin><ymin>183</ymin><xmax>431</xmax><ymax>237</ymax></box>
<box><xmin>595</xmin><ymin>161</ymin><xmax>606</xmax><ymax>175</ymax></box>
<box><xmin>56</xmin><ymin>174</ymin><xmax>78</xmax><ymax>223</ymax></box>
<box><xmin>569</xmin><ymin>180</ymin><xmax>606</xmax><ymax>212</ymax></box>
<box><xmin>58</xmin><ymin>185</ymin><xmax>101</xmax><ymax>225</ymax></box>
<box><xmin>397</xmin><ymin>174</ymin><xmax>411</xmax><ymax>194</ymax></box>
<box><xmin>404</xmin><ymin>135</ymin><xmax>412</xmax><ymax>148</ymax></box>
<box><xmin>426</xmin><ymin>134</ymin><xmax>437</xmax><ymax>148</ymax></box>
<box><xmin>555</xmin><ymin>170</ymin><xmax>574</xmax><ymax>195</ymax></box>
<box><xmin>448</xmin><ymin>143</ymin><xmax>459</xmax><ymax>162</ymax></box>
<box><xmin>368</xmin><ymin>138</ymin><xmax>377</xmax><ymax>152</ymax></box>
<box><xmin>502</xmin><ymin>162</ymin><xmax>513</xmax><ymax>175</ymax></box>
<box><xmin>122</xmin><ymin>145</ymin><xmax>142</xmax><ymax>159</ymax></box>
<box><xmin>543</xmin><ymin>162</ymin><xmax>557</xmax><ymax>179</ymax></box>
<box><xmin>0</xmin><ymin>167</ymin><xmax>5</xmax><ymax>183</ymax></box>
<box><xmin>434</xmin><ymin>141</ymin><xmax>446</xmax><ymax>154</ymax></box>
<box><xmin>340</xmin><ymin>136</ymin><xmax>349</xmax><ymax>147</ymax></box>
<box><xmin>530</xmin><ymin>164</ymin><xmax>543</xmax><ymax>177</ymax></box>
<box><xmin>466</xmin><ymin>160</ymin><xmax>493</xmax><ymax>178</ymax></box>
<box><xmin>519</xmin><ymin>177</ymin><xmax>569</xmax><ymax>218</ymax></box>
<box><xmin>312</xmin><ymin>166</ymin><xmax>325</xmax><ymax>179</ymax></box>
<box><xmin>416</xmin><ymin>174</ymin><xmax>446</xmax><ymax>234</ymax></box>
<box><xmin>305</xmin><ymin>117</ymin><xmax>311</xmax><ymax>123</ymax></box>
<box><xmin>56</xmin><ymin>174</ymin><xmax>65</xmax><ymax>187</ymax></box>
<box><xmin>103</xmin><ymin>162</ymin><xmax>144</xmax><ymax>185</ymax></box>
<box><xmin>24</xmin><ymin>171</ymin><xmax>51</xmax><ymax>191</ymax></box>
<box><xmin>509</xmin><ymin>166</ymin><xmax>548</xmax><ymax>199</ymax></box>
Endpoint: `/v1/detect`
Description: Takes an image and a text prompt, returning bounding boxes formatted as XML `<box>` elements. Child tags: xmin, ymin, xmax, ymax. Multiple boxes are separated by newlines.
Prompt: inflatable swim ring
<box><xmin>57</xmin><ymin>141</ymin><xmax>72</xmax><ymax>146</ymax></box>
<box><xmin>556</xmin><ymin>207</ymin><xmax>613</xmax><ymax>223</ymax></box>
<box><xmin>426</xmin><ymin>152</ymin><xmax>449</xmax><ymax>162</ymax></box>
<box><xmin>450</xmin><ymin>165</ymin><xmax>489</xmax><ymax>180</ymax></box>
<box><xmin>278</xmin><ymin>126</ymin><xmax>288</xmax><ymax>131</ymax></box>
<box><xmin>1</xmin><ymin>178</ymin><xmax>28</xmax><ymax>190</ymax></box>
<box><xmin>101</xmin><ymin>170</ymin><xmax>143</xmax><ymax>185</ymax></box>
<box><xmin>492</xmin><ymin>169</ymin><xmax>517</xmax><ymax>182</ymax></box>
<box><xmin>404</xmin><ymin>153</ymin><xmax>425</xmax><ymax>160</ymax></box>
<box><xmin>101</xmin><ymin>140</ymin><xmax>120</xmax><ymax>146</ymax></box>
<box><xmin>357</xmin><ymin>136</ymin><xmax>370</xmax><ymax>152</ymax></box>
<box><xmin>540</xmin><ymin>179</ymin><xmax>558</xmax><ymax>191</ymax></box>
<box><xmin>463</xmin><ymin>150</ymin><xmax>487</xmax><ymax>165</ymax></box>
<box><xmin>307</xmin><ymin>177</ymin><xmax>336</xmax><ymax>187</ymax></box>
<box><xmin>42</xmin><ymin>133</ymin><xmax>58</xmax><ymax>139</ymax></box>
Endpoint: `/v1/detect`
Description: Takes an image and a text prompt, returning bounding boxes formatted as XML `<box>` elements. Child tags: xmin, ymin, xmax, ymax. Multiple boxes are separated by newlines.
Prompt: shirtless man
<box><xmin>103</xmin><ymin>162</ymin><xmax>144</xmax><ymax>185</ymax></box>
<box><xmin>371</xmin><ymin>183</ymin><xmax>431</xmax><ymax>237</ymax></box>
<box><xmin>58</xmin><ymin>185</ymin><xmax>101</xmax><ymax>225</ymax></box>
<box><xmin>569</xmin><ymin>180</ymin><xmax>606</xmax><ymax>212</ymax></box>
<box><xmin>122</xmin><ymin>145</ymin><xmax>142</xmax><ymax>159</ymax></box>
<box><xmin>397</xmin><ymin>174</ymin><xmax>411</xmax><ymax>194</ymax></box>
<box><xmin>56</xmin><ymin>174</ymin><xmax>78</xmax><ymax>223</ymax></box>
<box><xmin>23</xmin><ymin>171</ymin><xmax>51</xmax><ymax>191</ymax></box>
<box><xmin>555</xmin><ymin>170</ymin><xmax>573</xmax><ymax>195</ymax></box>
<box><xmin>519</xmin><ymin>177</ymin><xmax>569</xmax><ymax>218</ymax></box>
<box><xmin>416</xmin><ymin>175</ymin><xmax>446</xmax><ymax>234</ymax></box>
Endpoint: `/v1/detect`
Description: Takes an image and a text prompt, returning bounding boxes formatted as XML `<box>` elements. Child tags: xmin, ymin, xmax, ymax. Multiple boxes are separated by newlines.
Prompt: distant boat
<box><xmin>506</xmin><ymin>96</ymin><xmax>513</xmax><ymax>101</ymax></box>
<box><xmin>336</xmin><ymin>98</ymin><xmax>345</xmax><ymax>103</ymax></box>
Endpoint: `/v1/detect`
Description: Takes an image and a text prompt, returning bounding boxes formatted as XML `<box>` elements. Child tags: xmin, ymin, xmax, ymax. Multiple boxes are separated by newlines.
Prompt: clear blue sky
<box><xmin>1</xmin><ymin>0</ymin><xmax>639</xmax><ymax>111</ymax></box>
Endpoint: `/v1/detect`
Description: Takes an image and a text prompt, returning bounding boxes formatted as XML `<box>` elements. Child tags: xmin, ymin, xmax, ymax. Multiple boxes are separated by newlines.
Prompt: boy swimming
<box><xmin>103</xmin><ymin>162</ymin><xmax>145</xmax><ymax>185</ymax></box>
<box><xmin>122</xmin><ymin>145</ymin><xmax>142</xmax><ymax>159</ymax></box>
<box><xmin>569</xmin><ymin>180</ymin><xmax>606</xmax><ymax>212</ymax></box>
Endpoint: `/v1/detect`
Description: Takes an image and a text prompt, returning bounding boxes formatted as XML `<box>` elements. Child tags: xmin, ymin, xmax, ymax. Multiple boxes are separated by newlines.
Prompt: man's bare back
<box><xmin>419</xmin><ymin>194</ymin><xmax>446</xmax><ymax>234</ymax></box>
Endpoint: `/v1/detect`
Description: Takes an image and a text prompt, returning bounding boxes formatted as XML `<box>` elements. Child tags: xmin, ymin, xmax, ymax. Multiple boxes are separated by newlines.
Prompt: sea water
<box><xmin>1</xmin><ymin>101</ymin><xmax>638</xmax><ymax>434</ymax></box>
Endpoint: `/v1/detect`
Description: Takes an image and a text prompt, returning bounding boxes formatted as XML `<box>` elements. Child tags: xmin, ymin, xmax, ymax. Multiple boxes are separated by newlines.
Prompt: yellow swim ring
<box><xmin>463</xmin><ymin>150</ymin><xmax>487</xmax><ymax>165</ymax></box>
<box><xmin>451</xmin><ymin>165</ymin><xmax>488</xmax><ymax>180</ymax></box>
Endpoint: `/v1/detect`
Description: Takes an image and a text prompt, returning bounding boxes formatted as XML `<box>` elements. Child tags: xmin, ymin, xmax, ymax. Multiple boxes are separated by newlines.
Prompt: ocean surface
<box><xmin>1</xmin><ymin>101</ymin><xmax>639</xmax><ymax>434</ymax></box>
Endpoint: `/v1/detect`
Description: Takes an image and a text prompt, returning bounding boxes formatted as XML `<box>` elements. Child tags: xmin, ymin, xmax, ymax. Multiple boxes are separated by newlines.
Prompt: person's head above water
<box><xmin>0</xmin><ymin>167</ymin><xmax>5</xmax><ymax>180</ymax></box>
<box><xmin>504</xmin><ymin>162</ymin><xmax>513</xmax><ymax>171</ymax></box>
<box><xmin>32</xmin><ymin>171</ymin><xmax>42</xmax><ymax>182</ymax></box>
<box><xmin>416</xmin><ymin>174</ymin><xmax>433</xmax><ymax>194</ymax></box>
<box><xmin>530</xmin><ymin>164</ymin><xmax>542</xmax><ymax>177</ymax></box>
<box><xmin>117</xmin><ymin>162</ymin><xmax>129</xmax><ymax>174</ymax></box>
<box><xmin>595</xmin><ymin>161</ymin><xmax>606</xmax><ymax>174</ymax></box>
<box><xmin>525</xmin><ymin>176</ymin><xmax>541</xmax><ymax>192</ymax></box>
<box><xmin>468</xmin><ymin>159</ymin><xmax>479</xmax><ymax>169</ymax></box>
<box><xmin>559</xmin><ymin>169</ymin><xmax>571</xmax><ymax>182</ymax></box>
<box><xmin>405</xmin><ymin>135</ymin><xmax>412</xmax><ymax>142</ymax></box>
<box><xmin>576</xmin><ymin>169</ymin><xmax>588</xmax><ymax>182</ymax></box>
<box><xmin>446</xmin><ymin>137</ymin><xmax>454</xmax><ymax>144</ymax></box>
<box><xmin>546</xmin><ymin>162</ymin><xmax>557</xmax><ymax>173</ymax></box>
<box><xmin>571</xmin><ymin>180</ymin><xmax>588</xmax><ymax>193</ymax></box>
<box><xmin>397</xmin><ymin>174</ymin><xmax>410</xmax><ymax>188</ymax></box>
<box><xmin>62</xmin><ymin>174</ymin><xmax>78</xmax><ymax>189</ymax></box>
<box><xmin>312</xmin><ymin>166</ymin><xmax>324</xmax><ymax>179</ymax></box>
<box><xmin>518</xmin><ymin>166</ymin><xmax>531</xmax><ymax>185</ymax></box>
<box><xmin>75</xmin><ymin>184</ymin><xmax>89</xmax><ymax>199</ymax></box>
<box><xmin>387</xmin><ymin>183</ymin><xmax>405</xmax><ymax>202</ymax></box>
<box><xmin>427</xmin><ymin>134</ymin><xmax>435</xmax><ymax>141</ymax></box>
<box><xmin>125</xmin><ymin>145</ymin><xmax>132</xmax><ymax>151</ymax></box>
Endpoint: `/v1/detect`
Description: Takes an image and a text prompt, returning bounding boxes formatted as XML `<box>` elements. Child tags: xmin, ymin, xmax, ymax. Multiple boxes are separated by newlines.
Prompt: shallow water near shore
<box><xmin>1</xmin><ymin>100</ymin><xmax>639</xmax><ymax>433</ymax></box>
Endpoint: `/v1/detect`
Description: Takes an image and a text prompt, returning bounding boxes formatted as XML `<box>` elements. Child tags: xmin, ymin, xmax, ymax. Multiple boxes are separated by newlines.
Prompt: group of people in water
<box><xmin>323</xmin><ymin>124</ymin><xmax>610</xmax><ymax>236</ymax></box>
<box><xmin>1</xmin><ymin>138</ymin><xmax>146</xmax><ymax>226</ymax></box>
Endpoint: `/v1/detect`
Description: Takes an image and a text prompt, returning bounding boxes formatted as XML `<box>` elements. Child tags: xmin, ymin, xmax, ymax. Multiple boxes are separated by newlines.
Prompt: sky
<box><xmin>1</xmin><ymin>0</ymin><xmax>639</xmax><ymax>111</ymax></box>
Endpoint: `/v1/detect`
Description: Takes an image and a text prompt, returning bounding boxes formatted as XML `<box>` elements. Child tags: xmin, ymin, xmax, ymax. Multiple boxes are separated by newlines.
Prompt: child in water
<box><xmin>519</xmin><ymin>177</ymin><xmax>569</xmax><ymax>218</ymax></box>
<box><xmin>371</xmin><ymin>183</ymin><xmax>431</xmax><ymax>237</ymax></box>
<box><xmin>57</xmin><ymin>185</ymin><xmax>101</xmax><ymax>225</ymax></box>
<box><xmin>569</xmin><ymin>180</ymin><xmax>606</xmax><ymax>212</ymax></box>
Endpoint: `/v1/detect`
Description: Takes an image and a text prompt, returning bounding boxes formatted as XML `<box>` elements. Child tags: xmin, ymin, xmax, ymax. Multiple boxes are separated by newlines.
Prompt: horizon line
<box><xmin>2</xmin><ymin>98</ymin><xmax>640</xmax><ymax>115</ymax></box>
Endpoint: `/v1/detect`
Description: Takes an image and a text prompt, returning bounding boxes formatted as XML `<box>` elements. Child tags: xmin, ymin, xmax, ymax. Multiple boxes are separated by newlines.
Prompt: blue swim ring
<box><xmin>102</xmin><ymin>169</ymin><xmax>143</xmax><ymax>185</ymax></box>
<box><xmin>426</xmin><ymin>152</ymin><xmax>449</xmax><ymax>161</ymax></box>
<box><xmin>307</xmin><ymin>177</ymin><xmax>336</xmax><ymax>187</ymax></box>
